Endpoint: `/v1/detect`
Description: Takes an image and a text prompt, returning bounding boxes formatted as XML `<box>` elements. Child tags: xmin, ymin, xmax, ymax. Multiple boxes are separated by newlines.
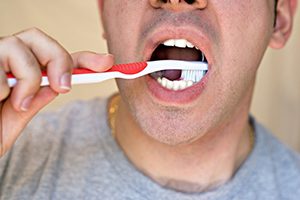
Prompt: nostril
<box><xmin>151</xmin><ymin>0</ymin><xmax>207</xmax><ymax>9</ymax></box>
<box><xmin>185</xmin><ymin>0</ymin><xmax>196</xmax><ymax>4</ymax></box>
<box><xmin>160</xmin><ymin>0</ymin><xmax>196</xmax><ymax>4</ymax></box>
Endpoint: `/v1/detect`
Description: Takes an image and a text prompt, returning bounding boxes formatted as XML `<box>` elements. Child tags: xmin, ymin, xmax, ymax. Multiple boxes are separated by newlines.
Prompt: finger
<box><xmin>71</xmin><ymin>51</ymin><xmax>114</xmax><ymax>72</ymax></box>
<box><xmin>0</xmin><ymin>68</ymin><xmax>10</xmax><ymax>101</ymax></box>
<box><xmin>0</xmin><ymin>87</ymin><xmax>58</xmax><ymax>156</ymax></box>
<box><xmin>0</xmin><ymin>36</ymin><xmax>42</xmax><ymax>112</ymax></box>
<box><xmin>14</xmin><ymin>28</ymin><xmax>73</xmax><ymax>93</ymax></box>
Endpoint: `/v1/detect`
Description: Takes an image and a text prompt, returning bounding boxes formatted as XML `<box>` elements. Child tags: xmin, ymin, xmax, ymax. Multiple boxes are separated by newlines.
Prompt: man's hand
<box><xmin>0</xmin><ymin>28</ymin><xmax>114</xmax><ymax>157</ymax></box>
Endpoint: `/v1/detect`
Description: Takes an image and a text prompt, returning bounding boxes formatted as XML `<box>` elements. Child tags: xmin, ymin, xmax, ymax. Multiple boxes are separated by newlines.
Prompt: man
<box><xmin>0</xmin><ymin>0</ymin><xmax>299</xmax><ymax>199</ymax></box>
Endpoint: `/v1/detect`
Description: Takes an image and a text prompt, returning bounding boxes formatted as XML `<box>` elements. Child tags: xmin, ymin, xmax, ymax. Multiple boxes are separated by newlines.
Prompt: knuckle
<box><xmin>13</xmin><ymin>27</ymin><xmax>45</xmax><ymax>40</ymax></box>
<box><xmin>56</xmin><ymin>50</ymin><xmax>73</xmax><ymax>68</ymax></box>
<box><xmin>61</xmin><ymin>51</ymin><xmax>73</xmax><ymax>63</ymax></box>
<box><xmin>25</xmin><ymin>53</ymin><xmax>40</xmax><ymax>69</ymax></box>
<box><xmin>26</xmin><ymin>27</ymin><xmax>43</xmax><ymax>36</ymax></box>
<box><xmin>0</xmin><ymin>35</ymin><xmax>22</xmax><ymax>46</ymax></box>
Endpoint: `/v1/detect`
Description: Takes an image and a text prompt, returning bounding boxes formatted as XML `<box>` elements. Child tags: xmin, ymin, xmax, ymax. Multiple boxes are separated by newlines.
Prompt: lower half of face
<box><xmin>103</xmin><ymin>0</ymin><xmax>275</xmax><ymax>145</ymax></box>
<box><xmin>116</xmin><ymin>66</ymin><xmax>256</xmax><ymax>145</ymax></box>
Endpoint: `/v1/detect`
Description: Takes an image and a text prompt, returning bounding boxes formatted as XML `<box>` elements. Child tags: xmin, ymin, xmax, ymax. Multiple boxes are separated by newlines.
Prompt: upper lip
<box><xmin>142</xmin><ymin>26</ymin><xmax>214</xmax><ymax>66</ymax></box>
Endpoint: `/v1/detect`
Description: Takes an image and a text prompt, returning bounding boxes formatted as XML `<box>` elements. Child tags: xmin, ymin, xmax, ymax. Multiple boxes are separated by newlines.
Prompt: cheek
<box><xmin>102</xmin><ymin>1</ymin><xmax>146</xmax><ymax>63</ymax></box>
<box><xmin>221</xmin><ymin>1</ymin><xmax>273</xmax><ymax>54</ymax></box>
<box><xmin>212</xmin><ymin>1</ymin><xmax>274</xmax><ymax>96</ymax></box>
<box><xmin>116</xmin><ymin>78</ymin><xmax>148</xmax><ymax>112</ymax></box>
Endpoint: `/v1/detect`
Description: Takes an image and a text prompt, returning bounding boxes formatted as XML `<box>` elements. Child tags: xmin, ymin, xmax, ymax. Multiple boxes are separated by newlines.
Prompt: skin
<box><xmin>99</xmin><ymin>0</ymin><xmax>297</xmax><ymax>192</ymax></box>
<box><xmin>0</xmin><ymin>0</ymin><xmax>297</xmax><ymax>194</ymax></box>
<box><xmin>0</xmin><ymin>28</ymin><xmax>114</xmax><ymax>156</ymax></box>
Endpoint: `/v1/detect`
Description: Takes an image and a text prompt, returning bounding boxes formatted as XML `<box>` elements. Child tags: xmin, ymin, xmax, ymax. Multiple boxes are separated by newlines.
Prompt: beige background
<box><xmin>0</xmin><ymin>0</ymin><xmax>299</xmax><ymax>151</ymax></box>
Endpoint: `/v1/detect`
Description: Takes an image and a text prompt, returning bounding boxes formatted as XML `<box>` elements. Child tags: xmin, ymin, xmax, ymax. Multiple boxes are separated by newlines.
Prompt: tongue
<box><xmin>162</xmin><ymin>70</ymin><xmax>182</xmax><ymax>81</ymax></box>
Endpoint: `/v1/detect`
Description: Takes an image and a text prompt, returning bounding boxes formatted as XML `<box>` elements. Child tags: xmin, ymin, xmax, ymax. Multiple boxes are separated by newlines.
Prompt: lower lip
<box><xmin>146</xmin><ymin>71</ymin><xmax>210</xmax><ymax>105</ymax></box>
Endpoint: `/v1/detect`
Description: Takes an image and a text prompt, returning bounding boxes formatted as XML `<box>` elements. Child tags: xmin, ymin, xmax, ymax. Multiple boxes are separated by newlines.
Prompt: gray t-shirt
<box><xmin>0</xmin><ymin>98</ymin><xmax>299</xmax><ymax>200</ymax></box>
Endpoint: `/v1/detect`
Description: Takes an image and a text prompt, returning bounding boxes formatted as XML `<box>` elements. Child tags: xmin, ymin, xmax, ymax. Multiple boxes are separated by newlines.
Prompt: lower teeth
<box><xmin>158</xmin><ymin>77</ymin><xmax>194</xmax><ymax>91</ymax></box>
<box><xmin>156</xmin><ymin>70</ymin><xmax>207</xmax><ymax>91</ymax></box>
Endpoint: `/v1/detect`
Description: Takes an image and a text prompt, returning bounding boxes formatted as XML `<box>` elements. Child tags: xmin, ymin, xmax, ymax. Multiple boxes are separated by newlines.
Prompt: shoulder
<box><xmin>253</xmin><ymin>120</ymin><xmax>300</xmax><ymax>196</ymax></box>
<box><xmin>19</xmin><ymin>97</ymin><xmax>111</xmax><ymax>155</ymax></box>
<box><xmin>1</xmin><ymin>97</ymin><xmax>110</xmax><ymax>157</ymax></box>
<box><xmin>255</xmin><ymin>121</ymin><xmax>300</xmax><ymax>168</ymax></box>
<box><xmin>0</xmin><ymin>97</ymin><xmax>116</xmax><ymax>198</ymax></box>
<box><xmin>0</xmin><ymin>97</ymin><xmax>111</xmax><ymax>169</ymax></box>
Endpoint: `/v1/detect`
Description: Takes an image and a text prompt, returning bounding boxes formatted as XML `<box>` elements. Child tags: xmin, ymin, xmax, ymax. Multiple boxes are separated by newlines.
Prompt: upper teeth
<box><xmin>163</xmin><ymin>39</ymin><xmax>199</xmax><ymax>50</ymax></box>
<box><xmin>163</xmin><ymin>39</ymin><xmax>205</xmax><ymax>62</ymax></box>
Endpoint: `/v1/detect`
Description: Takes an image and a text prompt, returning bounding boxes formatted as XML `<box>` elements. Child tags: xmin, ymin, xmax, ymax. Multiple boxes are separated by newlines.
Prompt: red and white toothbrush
<box><xmin>6</xmin><ymin>60</ymin><xmax>208</xmax><ymax>87</ymax></box>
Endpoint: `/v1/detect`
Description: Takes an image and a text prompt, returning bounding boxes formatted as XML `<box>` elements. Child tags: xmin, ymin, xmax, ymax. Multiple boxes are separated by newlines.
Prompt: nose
<box><xmin>150</xmin><ymin>0</ymin><xmax>208</xmax><ymax>11</ymax></box>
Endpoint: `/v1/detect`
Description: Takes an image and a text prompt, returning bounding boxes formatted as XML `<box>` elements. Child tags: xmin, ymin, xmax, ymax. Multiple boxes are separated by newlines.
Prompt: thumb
<box><xmin>0</xmin><ymin>87</ymin><xmax>57</xmax><ymax>156</ymax></box>
<box><xmin>71</xmin><ymin>51</ymin><xmax>115</xmax><ymax>72</ymax></box>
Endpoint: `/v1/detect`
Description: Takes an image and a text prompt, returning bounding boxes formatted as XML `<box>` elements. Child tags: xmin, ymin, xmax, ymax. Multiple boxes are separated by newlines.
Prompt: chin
<box><xmin>133</xmin><ymin>106</ymin><xmax>206</xmax><ymax>146</ymax></box>
<box><xmin>141</xmin><ymin>122</ymin><xmax>204</xmax><ymax>146</ymax></box>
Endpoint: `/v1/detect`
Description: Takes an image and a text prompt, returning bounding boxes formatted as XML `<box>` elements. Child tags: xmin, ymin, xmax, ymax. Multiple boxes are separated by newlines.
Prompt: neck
<box><xmin>113</xmin><ymin>98</ymin><xmax>253</xmax><ymax>193</ymax></box>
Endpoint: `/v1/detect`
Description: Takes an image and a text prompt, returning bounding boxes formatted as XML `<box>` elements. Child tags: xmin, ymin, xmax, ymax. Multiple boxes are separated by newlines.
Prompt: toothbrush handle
<box><xmin>69</xmin><ymin>62</ymin><xmax>148</xmax><ymax>75</ymax></box>
<box><xmin>6</xmin><ymin>62</ymin><xmax>148</xmax><ymax>87</ymax></box>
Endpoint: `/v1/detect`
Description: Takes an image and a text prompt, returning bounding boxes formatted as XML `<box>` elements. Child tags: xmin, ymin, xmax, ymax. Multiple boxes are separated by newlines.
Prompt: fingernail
<box><xmin>102</xmin><ymin>53</ymin><xmax>114</xmax><ymax>60</ymax></box>
<box><xmin>105</xmin><ymin>53</ymin><xmax>114</xmax><ymax>57</ymax></box>
<box><xmin>60</xmin><ymin>73</ymin><xmax>71</xmax><ymax>90</ymax></box>
<box><xmin>21</xmin><ymin>95</ymin><xmax>34</xmax><ymax>112</ymax></box>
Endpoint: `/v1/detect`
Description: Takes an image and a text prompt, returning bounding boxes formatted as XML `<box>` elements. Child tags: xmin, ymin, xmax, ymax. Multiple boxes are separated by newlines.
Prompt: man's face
<box><xmin>100</xmin><ymin>0</ymin><xmax>276</xmax><ymax>144</ymax></box>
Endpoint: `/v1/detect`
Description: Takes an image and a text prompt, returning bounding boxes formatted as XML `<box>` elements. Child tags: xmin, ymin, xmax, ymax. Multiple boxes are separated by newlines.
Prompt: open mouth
<box><xmin>149</xmin><ymin>39</ymin><xmax>208</xmax><ymax>91</ymax></box>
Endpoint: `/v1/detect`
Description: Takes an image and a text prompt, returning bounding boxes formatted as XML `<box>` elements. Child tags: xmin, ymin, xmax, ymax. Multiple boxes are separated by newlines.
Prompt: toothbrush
<box><xmin>6</xmin><ymin>60</ymin><xmax>208</xmax><ymax>87</ymax></box>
